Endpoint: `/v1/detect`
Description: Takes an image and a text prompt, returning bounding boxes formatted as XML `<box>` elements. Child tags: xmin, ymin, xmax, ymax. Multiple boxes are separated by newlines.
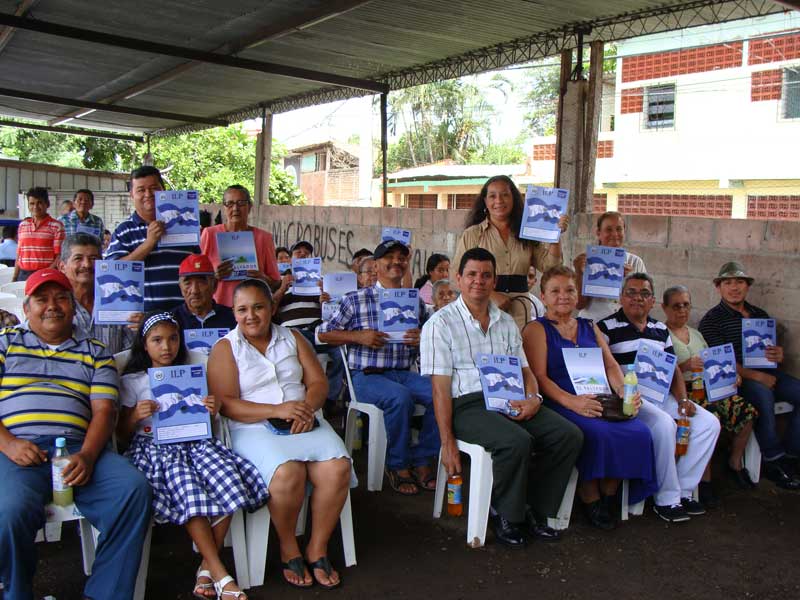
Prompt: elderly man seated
<box><xmin>171</xmin><ymin>254</ymin><xmax>236</xmax><ymax>332</ymax></box>
<box><xmin>0</xmin><ymin>269</ymin><xmax>152</xmax><ymax>600</ymax></box>
<box><xmin>699</xmin><ymin>262</ymin><xmax>800</xmax><ymax>490</ymax></box>
<box><xmin>597</xmin><ymin>273</ymin><xmax>720</xmax><ymax>523</ymax></box>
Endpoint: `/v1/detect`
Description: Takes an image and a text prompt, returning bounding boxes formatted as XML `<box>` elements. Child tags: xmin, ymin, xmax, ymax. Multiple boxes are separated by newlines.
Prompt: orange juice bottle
<box><xmin>447</xmin><ymin>474</ymin><xmax>463</xmax><ymax>517</ymax></box>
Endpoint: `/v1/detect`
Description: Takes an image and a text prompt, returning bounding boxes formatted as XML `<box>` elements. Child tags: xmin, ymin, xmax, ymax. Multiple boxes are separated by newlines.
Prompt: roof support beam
<box><xmin>0</xmin><ymin>0</ymin><xmax>39</xmax><ymax>55</ymax></box>
<box><xmin>0</xmin><ymin>118</ymin><xmax>144</xmax><ymax>142</ymax></box>
<box><xmin>0</xmin><ymin>87</ymin><xmax>227</xmax><ymax>126</ymax></box>
<box><xmin>0</xmin><ymin>13</ymin><xmax>388</xmax><ymax>94</ymax></box>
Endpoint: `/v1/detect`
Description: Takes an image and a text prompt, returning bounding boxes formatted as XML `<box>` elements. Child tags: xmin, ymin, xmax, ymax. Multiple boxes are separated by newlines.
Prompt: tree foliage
<box><xmin>0</xmin><ymin>123</ymin><xmax>303</xmax><ymax>204</ymax></box>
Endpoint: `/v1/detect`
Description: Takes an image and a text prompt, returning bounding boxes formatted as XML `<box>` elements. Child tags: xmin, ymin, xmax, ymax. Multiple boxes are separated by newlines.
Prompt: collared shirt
<box><xmin>104</xmin><ymin>211</ymin><xmax>199</xmax><ymax>312</ymax></box>
<box><xmin>73</xmin><ymin>300</ymin><xmax>136</xmax><ymax>356</ymax></box>
<box><xmin>16</xmin><ymin>215</ymin><xmax>65</xmax><ymax>271</ymax></box>
<box><xmin>0</xmin><ymin>239</ymin><xmax>17</xmax><ymax>261</ymax></box>
<box><xmin>597</xmin><ymin>308</ymin><xmax>674</xmax><ymax>366</ymax></box>
<box><xmin>420</xmin><ymin>295</ymin><xmax>527</xmax><ymax>398</ymax></box>
<box><xmin>0</xmin><ymin>324</ymin><xmax>119</xmax><ymax>441</ymax></box>
<box><xmin>319</xmin><ymin>285</ymin><xmax>424</xmax><ymax>371</ymax></box>
<box><xmin>698</xmin><ymin>299</ymin><xmax>769</xmax><ymax>365</ymax></box>
<box><xmin>172</xmin><ymin>301</ymin><xmax>236</xmax><ymax>331</ymax></box>
<box><xmin>60</xmin><ymin>211</ymin><xmax>104</xmax><ymax>238</ymax></box>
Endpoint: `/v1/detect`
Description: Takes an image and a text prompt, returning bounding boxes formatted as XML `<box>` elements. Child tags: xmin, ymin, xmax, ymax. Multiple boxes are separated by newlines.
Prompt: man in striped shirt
<box><xmin>13</xmin><ymin>187</ymin><xmax>65</xmax><ymax>282</ymax></box>
<box><xmin>598</xmin><ymin>273</ymin><xmax>720</xmax><ymax>523</ymax></box>
<box><xmin>0</xmin><ymin>268</ymin><xmax>151</xmax><ymax>600</ymax></box>
<box><xmin>104</xmin><ymin>166</ymin><xmax>199</xmax><ymax>311</ymax></box>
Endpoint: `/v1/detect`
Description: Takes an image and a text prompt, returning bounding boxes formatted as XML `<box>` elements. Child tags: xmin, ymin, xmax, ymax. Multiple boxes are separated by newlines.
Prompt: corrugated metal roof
<box><xmin>0</xmin><ymin>0</ymin><xmax>785</xmax><ymax>135</ymax></box>
<box><xmin>389</xmin><ymin>163</ymin><xmax>526</xmax><ymax>181</ymax></box>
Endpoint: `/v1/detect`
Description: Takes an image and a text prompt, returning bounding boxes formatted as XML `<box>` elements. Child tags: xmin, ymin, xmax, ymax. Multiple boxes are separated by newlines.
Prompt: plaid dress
<box><xmin>122</xmin><ymin>372</ymin><xmax>268</xmax><ymax>525</ymax></box>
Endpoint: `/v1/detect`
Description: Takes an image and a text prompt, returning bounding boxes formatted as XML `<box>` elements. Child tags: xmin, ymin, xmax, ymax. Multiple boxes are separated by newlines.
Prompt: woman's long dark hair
<box><xmin>123</xmin><ymin>312</ymin><xmax>188</xmax><ymax>375</ymax></box>
<box><xmin>463</xmin><ymin>175</ymin><xmax>531</xmax><ymax>248</ymax></box>
<box><xmin>413</xmin><ymin>253</ymin><xmax>450</xmax><ymax>289</ymax></box>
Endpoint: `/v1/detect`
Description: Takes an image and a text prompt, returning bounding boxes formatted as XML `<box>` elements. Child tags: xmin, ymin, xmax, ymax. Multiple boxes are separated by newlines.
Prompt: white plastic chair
<box><xmin>0</xmin><ymin>268</ymin><xmax>14</xmax><ymax>286</ymax></box>
<box><xmin>742</xmin><ymin>401</ymin><xmax>792</xmax><ymax>484</ymax></box>
<box><xmin>0</xmin><ymin>280</ymin><xmax>26</xmax><ymax>298</ymax></box>
<box><xmin>0</xmin><ymin>296</ymin><xmax>24</xmax><ymax>322</ymax></box>
<box><xmin>34</xmin><ymin>502</ymin><xmax>98</xmax><ymax>576</ymax></box>
<box><xmin>620</xmin><ymin>480</ymin><xmax>646</xmax><ymax>520</ymax></box>
<box><xmin>432</xmin><ymin>440</ymin><xmax>494</xmax><ymax>548</ymax></box>
<box><xmin>548</xmin><ymin>467</ymin><xmax>579</xmax><ymax>531</ymax></box>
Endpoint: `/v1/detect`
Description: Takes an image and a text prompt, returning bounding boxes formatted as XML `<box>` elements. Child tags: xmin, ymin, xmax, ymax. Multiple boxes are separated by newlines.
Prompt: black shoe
<box><xmin>763</xmin><ymin>460</ymin><xmax>800</xmax><ymax>490</ymax></box>
<box><xmin>727</xmin><ymin>465</ymin><xmax>756</xmax><ymax>490</ymax></box>
<box><xmin>653</xmin><ymin>504</ymin><xmax>691</xmax><ymax>523</ymax></box>
<box><xmin>523</xmin><ymin>507</ymin><xmax>561</xmax><ymax>542</ymax></box>
<box><xmin>488</xmin><ymin>513</ymin><xmax>526</xmax><ymax>548</ymax></box>
<box><xmin>698</xmin><ymin>481</ymin><xmax>721</xmax><ymax>508</ymax></box>
<box><xmin>680</xmin><ymin>497</ymin><xmax>706</xmax><ymax>516</ymax></box>
<box><xmin>584</xmin><ymin>500</ymin><xmax>615</xmax><ymax>530</ymax></box>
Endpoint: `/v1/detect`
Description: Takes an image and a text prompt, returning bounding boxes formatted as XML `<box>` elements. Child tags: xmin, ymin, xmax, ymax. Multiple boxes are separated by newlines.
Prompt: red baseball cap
<box><xmin>24</xmin><ymin>268</ymin><xmax>73</xmax><ymax>296</ymax></box>
<box><xmin>179</xmin><ymin>254</ymin><xmax>215</xmax><ymax>277</ymax></box>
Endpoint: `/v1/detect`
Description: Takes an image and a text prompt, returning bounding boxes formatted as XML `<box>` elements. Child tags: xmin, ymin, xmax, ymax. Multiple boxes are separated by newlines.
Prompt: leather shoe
<box><xmin>584</xmin><ymin>500</ymin><xmax>615</xmax><ymax>530</ymax></box>
<box><xmin>763</xmin><ymin>460</ymin><xmax>800</xmax><ymax>491</ymax></box>
<box><xmin>488</xmin><ymin>513</ymin><xmax>526</xmax><ymax>548</ymax></box>
<box><xmin>727</xmin><ymin>465</ymin><xmax>756</xmax><ymax>490</ymax></box>
<box><xmin>524</xmin><ymin>507</ymin><xmax>561</xmax><ymax>542</ymax></box>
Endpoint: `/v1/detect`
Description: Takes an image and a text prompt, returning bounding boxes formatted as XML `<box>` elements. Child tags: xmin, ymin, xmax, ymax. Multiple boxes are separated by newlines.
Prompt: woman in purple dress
<box><xmin>522</xmin><ymin>266</ymin><xmax>657</xmax><ymax>530</ymax></box>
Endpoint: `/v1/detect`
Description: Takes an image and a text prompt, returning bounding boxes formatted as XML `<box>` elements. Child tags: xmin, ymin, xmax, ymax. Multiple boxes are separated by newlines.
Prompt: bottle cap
<box><xmin>55</xmin><ymin>437</ymin><xmax>66</xmax><ymax>448</ymax></box>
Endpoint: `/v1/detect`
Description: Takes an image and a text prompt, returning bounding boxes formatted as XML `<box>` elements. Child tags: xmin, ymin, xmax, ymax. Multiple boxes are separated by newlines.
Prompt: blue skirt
<box><xmin>546</xmin><ymin>401</ymin><xmax>659</xmax><ymax>505</ymax></box>
<box><xmin>126</xmin><ymin>435</ymin><xmax>269</xmax><ymax>525</ymax></box>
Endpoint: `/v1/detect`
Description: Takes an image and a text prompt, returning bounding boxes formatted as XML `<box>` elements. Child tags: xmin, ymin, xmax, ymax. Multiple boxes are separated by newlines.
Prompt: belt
<box><xmin>361</xmin><ymin>367</ymin><xmax>386</xmax><ymax>375</ymax></box>
<box><xmin>494</xmin><ymin>274</ymin><xmax>528</xmax><ymax>294</ymax></box>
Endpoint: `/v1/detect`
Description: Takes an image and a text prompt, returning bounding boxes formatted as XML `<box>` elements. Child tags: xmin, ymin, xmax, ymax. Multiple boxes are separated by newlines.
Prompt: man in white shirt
<box><xmin>420</xmin><ymin>247</ymin><xmax>582</xmax><ymax>547</ymax></box>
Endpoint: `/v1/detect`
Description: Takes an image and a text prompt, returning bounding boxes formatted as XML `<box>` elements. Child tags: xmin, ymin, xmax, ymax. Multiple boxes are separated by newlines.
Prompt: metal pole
<box><xmin>0</xmin><ymin>118</ymin><xmax>144</xmax><ymax>142</ymax></box>
<box><xmin>381</xmin><ymin>92</ymin><xmax>388</xmax><ymax>207</ymax></box>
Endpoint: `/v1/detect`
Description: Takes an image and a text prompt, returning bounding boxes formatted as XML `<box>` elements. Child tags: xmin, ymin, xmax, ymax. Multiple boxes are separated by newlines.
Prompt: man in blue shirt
<box><xmin>172</xmin><ymin>253</ymin><xmax>235</xmax><ymax>333</ymax></box>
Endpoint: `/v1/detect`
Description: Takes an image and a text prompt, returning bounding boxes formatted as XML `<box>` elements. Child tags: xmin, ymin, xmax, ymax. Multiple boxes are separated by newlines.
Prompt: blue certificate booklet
<box><xmin>476</xmin><ymin>353</ymin><xmax>525</xmax><ymax>416</ymax></box>
<box><xmin>700</xmin><ymin>343</ymin><xmax>738</xmax><ymax>402</ymax></box>
<box><xmin>378</xmin><ymin>288</ymin><xmax>419</xmax><ymax>342</ymax></box>
<box><xmin>155</xmin><ymin>190</ymin><xmax>200</xmax><ymax>247</ymax></box>
<box><xmin>291</xmin><ymin>257</ymin><xmax>322</xmax><ymax>296</ymax></box>
<box><xmin>277</xmin><ymin>261</ymin><xmax>292</xmax><ymax>275</ymax></box>
<box><xmin>184</xmin><ymin>328</ymin><xmax>229</xmax><ymax>355</ymax></box>
<box><xmin>321</xmin><ymin>272</ymin><xmax>357</xmax><ymax>321</ymax></box>
<box><xmin>742</xmin><ymin>318</ymin><xmax>777</xmax><ymax>368</ymax></box>
<box><xmin>634</xmin><ymin>340</ymin><xmax>677</xmax><ymax>405</ymax></box>
<box><xmin>149</xmin><ymin>364</ymin><xmax>211</xmax><ymax>445</ymax></box>
<box><xmin>381</xmin><ymin>227</ymin><xmax>412</xmax><ymax>246</ymax></box>
<box><xmin>520</xmin><ymin>186</ymin><xmax>569</xmax><ymax>243</ymax></box>
<box><xmin>561</xmin><ymin>348</ymin><xmax>611</xmax><ymax>395</ymax></box>
<box><xmin>93</xmin><ymin>260</ymin><xmax>144</xmax><ymax>325</ymax></box>
<box><xmin>76</xmin><ymin>222</ymin><xmax>102</xmax><ymax>238</ymax></box>
<box><xmin>216</xmin><ymin>231</ymin><xmax>257</xmax><ymax>280</ymax></box>
<box><xmin>581</xmin><ymin>245</ymin><xmax>626</xmax><ymax>300</ymax></box>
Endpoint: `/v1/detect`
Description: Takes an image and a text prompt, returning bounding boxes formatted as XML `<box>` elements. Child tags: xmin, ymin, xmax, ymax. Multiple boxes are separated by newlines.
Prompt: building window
<box><xmin>314</xmin><ymin>151</ymin><xmax>327</xmax><ymax>171</ymax></box>
<box><xmin>783</xmin><ymin>67</ymin><xmax>800</xmax><ymax>119</ymax></box>
<box><xmin>645</xmin><ymin>84</ymin><xmax>675</xmax><ymax>129</ymax></box>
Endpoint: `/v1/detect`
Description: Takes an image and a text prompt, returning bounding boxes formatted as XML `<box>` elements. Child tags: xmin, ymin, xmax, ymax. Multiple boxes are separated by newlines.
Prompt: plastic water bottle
<box><xmin>51</xmin><ymin>437</ymin><xmax>73</xmax><ymax>506</ymax></box>
<box><xmin>675</xmin><ymin>404</ymin><xmax>691</xmax><ymax>457</ymax></box>
<box><xmin>623</xmin><ymin>365</ymin><xmax>638</xmax><ymax>416</ymax></box>
<box><xmin>447</xmin><ymin>474</ymin><xmax>463</xmax><ymax>517</ymax></box>
<box><xmin>352</xmin><ymin>415</ymin><xmax>363</xmax><ymax>451</ymax></box>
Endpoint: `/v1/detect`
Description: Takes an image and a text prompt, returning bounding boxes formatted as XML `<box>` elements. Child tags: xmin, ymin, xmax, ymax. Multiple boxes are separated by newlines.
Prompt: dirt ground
<box><xmin>23</xmin><ymin>441</ymin><xmax>800</xmax><ymax>600</ymax></box>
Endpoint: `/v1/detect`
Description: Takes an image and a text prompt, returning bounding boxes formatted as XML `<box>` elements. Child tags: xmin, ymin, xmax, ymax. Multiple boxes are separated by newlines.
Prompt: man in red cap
<box><xmin>171</xmin><ymin>253</ymin><xmax>235</xmax><ymax>333</ymax></box>
<box><xmin>0</xmin><ymin>268</ymin><xmax>152</xmax><ymax>600</ymax></box>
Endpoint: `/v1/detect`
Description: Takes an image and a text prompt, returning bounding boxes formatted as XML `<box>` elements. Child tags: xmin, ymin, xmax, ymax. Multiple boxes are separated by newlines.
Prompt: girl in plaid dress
<box><xmin>117</xmin><ymin>312</ymin><xmax>267</xmax><ymax>599</ymax></box>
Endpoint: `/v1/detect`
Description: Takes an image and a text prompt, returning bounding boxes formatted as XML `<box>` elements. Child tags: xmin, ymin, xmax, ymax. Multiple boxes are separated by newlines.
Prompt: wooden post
<box><xmin>581</xmin><ymin>40</ymin><xmax>604</xmax><ymax>214</ymax></box>
<box><xmin>554</xmin><ymin>49</ymin><xmax>572</xmax><ymax>190</ymax></box>
<box><xmin>380</xmin><ymin>92</ymin><xmax>388</xmax><ymax>207</ymax></box>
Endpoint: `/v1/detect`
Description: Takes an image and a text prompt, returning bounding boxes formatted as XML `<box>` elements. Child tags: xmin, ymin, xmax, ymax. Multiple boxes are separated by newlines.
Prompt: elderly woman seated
<box><xmin>662</xmin><ymin>285</ymin><xmax>757</xmax><ymax>501</ymax></box>
<box><xmin>522</xmin><ymin>266</ymin><xmax>658</xmax><ymax>530</ymax></box>
<box><xmin>208</xmin><ymin>279</ymin><xmax>354</xmax><ymax>590</ymax></box>
<box><xmin>431</xmin><ymin>279</ymin><xmax>456</xmax><ymax>312</ymax></box>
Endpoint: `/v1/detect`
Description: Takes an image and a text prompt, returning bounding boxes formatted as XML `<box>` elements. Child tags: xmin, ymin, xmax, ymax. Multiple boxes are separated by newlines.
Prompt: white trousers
<box><xmin>637</xmin><ymin>395</ymin><xmax>721</xmax><ymax>507</ymax></box>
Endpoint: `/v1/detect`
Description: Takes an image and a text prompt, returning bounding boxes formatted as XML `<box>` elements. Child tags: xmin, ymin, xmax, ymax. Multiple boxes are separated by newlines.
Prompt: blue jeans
<box><xmin>351</xmin><ymin>369</ymin><xmax>440</xmax><ymax>470</ymax></box>
<box><xmin>741</xmin><ymin>371</ymin><xmax>800</xmax><ymax>461</ymax></box>
<box><xmin>0</xmin><ymin>436</ymin><xmax>152</xmax><ymax>600</ymax></box>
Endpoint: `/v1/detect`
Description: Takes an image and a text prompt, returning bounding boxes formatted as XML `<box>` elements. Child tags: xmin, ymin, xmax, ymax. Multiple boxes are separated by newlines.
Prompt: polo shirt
<box><xmin>0</xmin><ymin>324</ymin><xmax>119</xmax><ymax>441</ymax></box>
<box><xmin>597</xmin><ymin>308</ymin><xmax>674</xmax><ymax>366</ymax></box>
<box><xmin>274</xmin><ymin>290</ymin><xmax>321</xmax><ymax>330</ymax></box>
<box><xmin>104</xmin><ymin>211</ymin><xmax>199</xmax><ymax>312</ymax></box>
<box><xmin>420</xmin><ymin>295</ymin><xmax>527</xmax><ymax>399</ymax></box>
<box><xmin>60</xmin><ymin>211</ymin><xmax>105</xmax><ymax>238</ymax></box>
<box><xmin>16</xmin><ymin>215</ymin><xmax>65</xmax><ymax>271</ymax></box>
<box><xmin>172</xmin><ymin>301</ymin><xmax>236</xmax><ymax>331</ymax></box>
<box><xmin>698</xmin><ymin>300</ymin><xmax>770</xmax><ymax>365</ymax></box>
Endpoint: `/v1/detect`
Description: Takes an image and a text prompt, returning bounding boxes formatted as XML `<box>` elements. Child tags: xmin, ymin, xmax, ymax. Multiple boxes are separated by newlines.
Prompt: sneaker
<box><xmin>680</xmin><ymin>497</ymin><xmax>706</xmax><ymax>516</ymax></box>
<box><xmin>653</xmin><ymin>504</ymin><xmax>691</xmax><ymax>523</ymax></box>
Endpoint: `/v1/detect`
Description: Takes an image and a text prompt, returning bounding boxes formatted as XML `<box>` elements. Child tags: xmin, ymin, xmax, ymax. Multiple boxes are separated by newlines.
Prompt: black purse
<box><xmin>595</xmin><ymin>393</ymin><xmax>632</xmax><ymax>422</ymax></box>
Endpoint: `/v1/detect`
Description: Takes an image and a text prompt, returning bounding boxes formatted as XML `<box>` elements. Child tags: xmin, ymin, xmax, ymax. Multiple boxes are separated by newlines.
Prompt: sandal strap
<box><xmin>308</xmin><ymin>556</ymin><xmax>333</xmax><ymax>576</ymax></box>
<box><xmin>385</xmin><ymin>468</ymin><xmax>420</xmax><ymax>494</ymax></box>
<box><xmin>214</xmin><ymin>575</ymin><xmax>247</xmax><ymax>598</ymax></box>
<box><xmin>281</xmin><ymin>556</ymin><xmax>307</xmax><ymax>579</ymax></box>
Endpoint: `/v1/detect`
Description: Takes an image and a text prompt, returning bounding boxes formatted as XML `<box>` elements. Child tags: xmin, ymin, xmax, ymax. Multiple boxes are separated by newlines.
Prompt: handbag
<box><xmin>595</xmin><ymin>393</ymin><xmax>632</xmax><ymax>422</ymax></box>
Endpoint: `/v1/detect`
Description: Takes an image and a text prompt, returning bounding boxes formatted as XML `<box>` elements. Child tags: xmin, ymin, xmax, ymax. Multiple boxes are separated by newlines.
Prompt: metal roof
<box><xmin>0</xmin><ymin>0</ymin><xmax>786</xmax><ymax>136</ymax></box>
<box><xmin>389</xmin><ymin>163</ymin><xmax>526</xmax><ymax>181</ymax></box>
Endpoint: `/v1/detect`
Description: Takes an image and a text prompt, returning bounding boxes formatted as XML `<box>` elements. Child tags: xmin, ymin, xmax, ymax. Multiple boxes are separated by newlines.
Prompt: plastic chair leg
<box><xmin>621</xmin><ymin>480</ymin><xmax>630</xmax><ymax>521</ymax></box>
<box><xmin>549</xmin><ymin>467</ymin><xmax>578</xmax><ymax>531</ymax></box>
<box><xmin>744</xmin><ymin>432</ymin><xmax>761</xmax><ymax>483</ymax></box>
<box><xmin>230</xmin><ymin>510</ymin><xmax>250</xmax><ymax>590</ymax></box>
<box><xmin>343</xmin><ymin>407</ymin><xmax>359</xmax><ymax>454</ymax></box>
<box><xmin>366</xmin><ymin>412</ymin><xmax>387</xmax><ymax>492</ymax></box>
<box><xmin>432</xmin><ymin>451</ymin><xmax>447</xmax><ymax>519</ymax></box>
<box><xmin>339</xmin><ymin>491</ymin><xmax>357</xmax><ymax>567</ymax></box>
<box><xmin>79</xmin><ymin>519</ymin><xmax>96</xmax><ymax>576</ymax></box>
<box><xmin>466</xmin><ymin>449</ymin><xmax>493</xmax><ymax>548</ymax></box>
<box><xmin>245</xmin><ymin>505</ymin><xmax>271</xmax><ymax>588</ymax></box>
<box><xmin>133</xmin><ymin>523</ymin><xmax>152</xmax><ymax>600</ymax></box>
<box><xmin>295</xmin><ymin>495</ymin><xmax>309</xmax><ymax>536</ymax></box>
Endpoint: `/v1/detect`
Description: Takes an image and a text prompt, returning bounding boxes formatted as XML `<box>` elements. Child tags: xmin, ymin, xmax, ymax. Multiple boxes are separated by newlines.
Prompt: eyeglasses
<box><xmin>623</xmin><ymin>289</ymin><xmax>654</xmax><ymax>299</ymax></box>
<box><xmin>669</xmin><ymin>302</ymin><xmax>691</xmax><ymax>310</ymax></box>
<box><xmin>222</xmin><ymin>200</ymin><xmax>250</xmax><ymax>208</ymax></box>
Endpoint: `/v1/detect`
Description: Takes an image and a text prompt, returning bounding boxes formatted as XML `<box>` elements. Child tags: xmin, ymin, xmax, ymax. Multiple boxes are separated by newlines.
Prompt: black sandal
<box><xmin>307</xmin><ymin>556</ymin><xmax>341</xmax><ymax>590</ymax></box>
<box><xmin>411</xmin><ymin>466</ymin><xmax>437</xmax><ymax>492</ymax></box>
<box><xmin>281</xmin><ymin>556</ymin><xmax>313</xmax><ymax>589</ymax></box>
<box><xmin>385</xmin><ymin>468</ymin><xmax>420</xmax><ymax>496</ymax></box>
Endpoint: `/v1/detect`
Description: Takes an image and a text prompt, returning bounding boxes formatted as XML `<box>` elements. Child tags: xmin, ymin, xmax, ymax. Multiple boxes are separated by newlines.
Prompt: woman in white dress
<box><xmin>208</xmin><ymin>279</ymin><xmax>353</xmax><ymax>590</ymax></box>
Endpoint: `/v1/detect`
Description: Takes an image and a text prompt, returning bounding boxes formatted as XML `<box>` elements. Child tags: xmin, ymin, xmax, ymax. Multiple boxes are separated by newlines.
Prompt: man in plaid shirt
<box><xmin>319</xmin><ymin>240</ymin><xmax>439</xmax><ymax>495</ymax></box>
<box><xmin>60</xmin><ymin>189</ymin><xmax>104</xmax><ymax>238</ymax></box>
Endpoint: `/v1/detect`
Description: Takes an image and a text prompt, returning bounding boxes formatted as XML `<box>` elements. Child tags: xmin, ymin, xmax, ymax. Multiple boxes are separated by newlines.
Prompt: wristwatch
<box><xmin>526</xmin><ymin>392</ymin><xmax>543</xmax><ymax>404</ymax></box>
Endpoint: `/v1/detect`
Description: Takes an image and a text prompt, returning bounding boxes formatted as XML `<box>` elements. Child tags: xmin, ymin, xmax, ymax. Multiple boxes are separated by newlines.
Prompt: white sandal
<box><xmin>214</xmin><ymin>575</ymin><xmax>247</xmax><ymax>599</ymax></box>
<box><xmin>193</xmin><ymin>567</ymin><xmax>215</xmax><ymax>599</ymax></box>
